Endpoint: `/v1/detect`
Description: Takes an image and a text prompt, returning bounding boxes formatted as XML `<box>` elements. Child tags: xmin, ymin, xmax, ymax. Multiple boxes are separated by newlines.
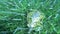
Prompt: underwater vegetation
<box><xmin>0</xmin><ymin>0</ymin><xmax>60</xmax><ymax>34</ymax></box>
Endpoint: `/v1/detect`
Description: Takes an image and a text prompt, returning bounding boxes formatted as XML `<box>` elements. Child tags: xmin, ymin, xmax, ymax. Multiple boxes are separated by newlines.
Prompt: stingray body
<box><xmin>27</xmin><ymin>10</ymin><xmax>45</xmax><ymax>34</ymax></box>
